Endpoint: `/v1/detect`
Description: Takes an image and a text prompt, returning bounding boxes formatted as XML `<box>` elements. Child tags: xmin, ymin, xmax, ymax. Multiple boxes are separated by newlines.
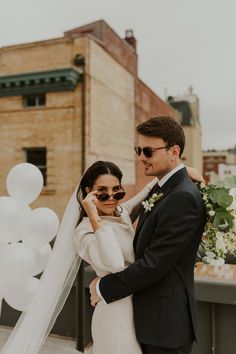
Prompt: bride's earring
<box><xmin>85</xmin><ymin>187</ymin><xmax>91</xmax><ymax>194</ymax></box>
<box><xmin>115</xmin><ymin>205</ymin><xmax>123</xmax><ymax>213</ymax></box>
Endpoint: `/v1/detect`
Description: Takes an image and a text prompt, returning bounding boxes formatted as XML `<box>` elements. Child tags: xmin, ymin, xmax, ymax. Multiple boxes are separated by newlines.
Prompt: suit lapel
<box><xmin>134</xmin><ymin>206</ymin><xmax>147</xmax><ymax>239</ymax></box>
<box><xmin>134</xmin><ymin>184</ymin><xmax>171</xmax><ymax>249</ymax></box>
<box><xmin>133</xmin><ymin>167</ymin><xmax>189</xmax><ymax>251</ymax></box>
<box><xmin>135</xmin><ymin>182</ymin><xmax>161</xmax><ymax>236</ymax></box>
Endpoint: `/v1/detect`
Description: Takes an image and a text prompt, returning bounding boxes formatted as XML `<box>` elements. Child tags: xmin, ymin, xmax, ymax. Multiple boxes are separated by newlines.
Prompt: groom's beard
<box><xmin>142</xmin><ymin>162</ymin><xmax>172</xmax><ymax>179</ymax></box>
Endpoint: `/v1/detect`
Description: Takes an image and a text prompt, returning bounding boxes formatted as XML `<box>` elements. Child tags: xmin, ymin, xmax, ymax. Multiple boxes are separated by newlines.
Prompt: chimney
<box><xmin>124</xmin><ymin>29</ymin><xmax>137</xmax><ymax>52</ymax></box>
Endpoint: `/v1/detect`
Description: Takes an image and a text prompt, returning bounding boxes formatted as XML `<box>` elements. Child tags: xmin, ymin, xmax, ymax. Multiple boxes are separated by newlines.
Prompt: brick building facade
<box><xmin>0</xmin><ymin>20</ymin><xmax>177</xmax><ymax>218</ymax></box>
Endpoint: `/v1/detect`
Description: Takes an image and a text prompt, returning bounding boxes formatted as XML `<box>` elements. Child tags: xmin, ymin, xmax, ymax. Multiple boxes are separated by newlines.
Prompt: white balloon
<box><xmin>0</xmin><ymin>245</ymin><xmax>11</xmax><ymax>296</ymax></box>
<box><xmin>7</xmin><ymin>163</ymin><xmax>44</xmax><ymax>204</ymax></box>
<box><xmin>0</xmin><ymin>197</ymin><xmax>22</xmax><ymax>243</ymax></box>
<box><xmin>0</xmin><ymin>276</ymin><xmax>17</xmax><ymax>299</ymax></box>
<box><xmin>33</xmin><ymin>243</ymin><xmax>52</xmax><ymax>276</ymax></box>
<box><xmin>22</xmin><ymin>208</ymin><xmax>59</xmax><ymax>249</ymax></box>
<box><xmin>0</xmin><ymin>243</ymin><xmax>37</xmax><ymax>285</ymax></box>
<box><xmin>18</xmin><ymin>204</ymin><xmax>32</xmax><ymax>239</ymax></box>
<box><xmin>4</xmin><ymin>277</ymin><xmax>41</xmax><ymax>312</ymax></box>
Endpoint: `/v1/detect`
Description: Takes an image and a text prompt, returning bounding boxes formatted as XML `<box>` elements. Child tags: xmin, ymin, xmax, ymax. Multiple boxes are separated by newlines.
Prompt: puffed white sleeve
<box><xmin>121</xmin><ymin>178</ymin><xmax>158</xmax><ymax>216</ymax></box>
<box><xmin>73</xmin><ymin>221</ymin><xmax>125</xmax><ymax>273</ymax></box>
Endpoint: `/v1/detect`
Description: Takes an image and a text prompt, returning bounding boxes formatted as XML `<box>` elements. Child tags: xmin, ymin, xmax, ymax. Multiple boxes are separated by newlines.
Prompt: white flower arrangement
<box><xmin>198</xmin><ymin>176</ymin><xmax>236</xmax><ymax>265</ymax></box>
<box><xmin>142</xmin><ymin>192</ymin><xmax>163</xmax><ymax>213</ymax></box>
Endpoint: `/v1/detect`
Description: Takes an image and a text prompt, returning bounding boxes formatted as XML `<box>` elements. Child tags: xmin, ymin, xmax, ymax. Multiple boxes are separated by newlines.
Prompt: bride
<box><xmin>74</xmin><ymin>160</ymin><xmax>155</xmax><ymax>354</ymax></box>
<box><xmin>0</xmin><ymin>160</ymin><xmax>202</xmax><ymax>354</ymax></box>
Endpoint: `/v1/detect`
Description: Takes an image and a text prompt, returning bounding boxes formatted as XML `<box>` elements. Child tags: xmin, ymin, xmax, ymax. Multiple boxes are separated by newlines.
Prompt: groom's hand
<box><xmin>89</xmin><ymin>277</ymin><xmax>101</xmax><ymax>307</ymax></box>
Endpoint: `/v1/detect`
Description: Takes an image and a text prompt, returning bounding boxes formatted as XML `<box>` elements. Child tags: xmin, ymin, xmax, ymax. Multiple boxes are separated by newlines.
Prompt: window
<box><xmin>24</xmin><ymin>147</ymin><xmax>47</xmax><ymax>186</ymax></box>
<box><xmin>205</xmin><ymin>163</ymin><xmax>214</xmax><ymax>170</ymax></box>
<box><xmin>23</xmin><ymin>94</ymin><xmax>46</xmax><ymax>107</ymax></box>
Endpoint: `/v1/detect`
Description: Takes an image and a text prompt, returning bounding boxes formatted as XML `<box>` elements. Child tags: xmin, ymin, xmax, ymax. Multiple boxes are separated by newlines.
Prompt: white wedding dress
<box><xmin>73</xmin><ymin>178</ymin><xmax>157</xmax><ymax>354</ymax></box>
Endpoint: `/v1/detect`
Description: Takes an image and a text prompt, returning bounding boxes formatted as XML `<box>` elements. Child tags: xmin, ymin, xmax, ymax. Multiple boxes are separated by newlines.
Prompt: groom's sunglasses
<box><xmin>134</xmin><ymin>145</ymin><xmax>169</xmax><ymax>158</ymax></box>
<box><xmin>96</xmin><ymin>190</ymin><xmax>126</xmax><ymax>202</ymax></box>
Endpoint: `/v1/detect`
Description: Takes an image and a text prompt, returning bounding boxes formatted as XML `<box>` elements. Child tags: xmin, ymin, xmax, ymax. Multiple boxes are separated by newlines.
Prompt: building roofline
<box><xmin>64</xmin><ymin>19</ymin><xmax>136</xmax><ymax>54</ymax></box>
<box><xmin>0</xmin><ymin>35</ymin><xmax>73</xmax><ymax>52</ymax></box>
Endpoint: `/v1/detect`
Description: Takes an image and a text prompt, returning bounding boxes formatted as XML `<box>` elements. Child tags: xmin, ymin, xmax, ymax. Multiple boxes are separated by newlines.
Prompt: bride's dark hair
<box><xmin>76</xmin><ymin>161</ymin><xmax>123</xmax><ymax>224</ymax></box>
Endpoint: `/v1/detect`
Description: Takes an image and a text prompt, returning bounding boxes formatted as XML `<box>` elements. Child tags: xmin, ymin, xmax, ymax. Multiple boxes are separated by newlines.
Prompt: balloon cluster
<box><xmin>0</xmin><ymin>163</ymin><xmax>59</xmax><ymax>312</ymax></box>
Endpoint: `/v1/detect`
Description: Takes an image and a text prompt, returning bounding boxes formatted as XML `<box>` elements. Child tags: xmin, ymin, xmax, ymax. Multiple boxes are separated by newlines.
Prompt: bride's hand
<box><xmin>82</xmin><ymin>191</ymin><xmax>99</xmax><ymax>215</ymax></box>
<box><xmin>186</xmin><ymin>166</ymin><xmax>205</xmax><ymax>183</ymax></box>
<box><xmin>82</xmin><ymin>192</ymin><xmax>103</xmax><ymax>232</ymax></box>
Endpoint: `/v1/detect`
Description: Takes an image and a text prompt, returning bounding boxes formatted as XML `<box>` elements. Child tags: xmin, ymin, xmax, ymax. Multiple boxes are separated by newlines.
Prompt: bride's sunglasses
<box><xmin>134</xmin><ymin>145</ymin><xmax>169</xmax><ymax>158</ymax></box>
<box><xmin>96</xmin><ymin>189</ymin><xmax>126</xmax><ymax>202</ymax></box>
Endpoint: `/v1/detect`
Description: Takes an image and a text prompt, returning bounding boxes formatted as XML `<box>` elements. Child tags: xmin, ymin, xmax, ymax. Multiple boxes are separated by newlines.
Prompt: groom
<box><xmin>90</xmin><ymin>116</ymin><xmax>206</xmax><ymax>354</ymax></box>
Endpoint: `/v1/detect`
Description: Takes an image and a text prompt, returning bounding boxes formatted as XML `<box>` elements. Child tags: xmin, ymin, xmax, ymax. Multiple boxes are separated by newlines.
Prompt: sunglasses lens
<box><xmin>143</xmin><ymin>147</ymin><xmax>152</xmax><ymax>158</ymax></box>
<box><xmin>134</xmin><ymin>146</ymin><xmax>153</xmax><ymax>158</ymax></box>
<box><xmin>113</xmin><ymin>191</ymin><xmax>126</xmax><ymax>200</ymax></box>
<box><xmin>96</xmin><ymin>193</ymin><xmax>110</xmax><ymax>202</ymax></box>
<box><xmin>96</xmin><ymin>191</ymin><xmax>126</xmax><ymax>202</ymax></box>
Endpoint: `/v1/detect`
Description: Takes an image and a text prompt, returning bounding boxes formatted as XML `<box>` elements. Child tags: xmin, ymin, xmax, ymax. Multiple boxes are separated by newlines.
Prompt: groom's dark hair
<box><xmin>136</xmin><ymin>116</ymin><xmax>185</xmax><ymax>157</ymax></box>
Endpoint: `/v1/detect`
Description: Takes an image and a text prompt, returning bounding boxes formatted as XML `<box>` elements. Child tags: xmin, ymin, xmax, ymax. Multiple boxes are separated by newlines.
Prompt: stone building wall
<box><xmin>183</xmin><ymin>122</ymin><xmax>203</xmax><ymax>173</ymax></box>
<box><xmin>0</xmin><ymin>38</ymin><xmax>85</xmax><ymax>217</ymax></box>
<box><xmin>87</xmin><ymin>40</ymin><xmax>136</xmax><ymax>185</ymax></box>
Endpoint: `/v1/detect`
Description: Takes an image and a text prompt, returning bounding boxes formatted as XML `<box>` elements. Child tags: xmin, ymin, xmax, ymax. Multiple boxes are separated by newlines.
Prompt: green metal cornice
<box><xmin>0</xmin><ymin>68</ymin><xmax>83</xmax><ymax>97</ymax></box>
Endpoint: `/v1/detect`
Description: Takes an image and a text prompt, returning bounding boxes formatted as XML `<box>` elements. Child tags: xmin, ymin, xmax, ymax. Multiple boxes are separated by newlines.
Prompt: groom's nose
<box><xmin>139</xmin><ymin>154</ymin><xmax>148</xmax><ymax>162</ymax></box>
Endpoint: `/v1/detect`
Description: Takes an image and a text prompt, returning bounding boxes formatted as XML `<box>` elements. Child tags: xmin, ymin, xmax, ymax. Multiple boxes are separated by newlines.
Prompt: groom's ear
<box><xmin>171</xmin><ymin>145</ymin><xmax>181</xmax><ymax>157</ymax></box>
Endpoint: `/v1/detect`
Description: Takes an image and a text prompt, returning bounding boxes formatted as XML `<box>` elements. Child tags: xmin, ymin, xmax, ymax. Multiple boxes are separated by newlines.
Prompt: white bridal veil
<box><xmin>1</xmin><ymin>186</ymin><xmax>82</xmax><ymax>354</ymax></box>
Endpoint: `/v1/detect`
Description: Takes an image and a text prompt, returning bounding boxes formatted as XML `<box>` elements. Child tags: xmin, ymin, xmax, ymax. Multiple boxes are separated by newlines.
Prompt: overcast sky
<box><xmin>0</xmin><ymin>0</ymin><xmax>235</xmax><ymax>150</ymax></box>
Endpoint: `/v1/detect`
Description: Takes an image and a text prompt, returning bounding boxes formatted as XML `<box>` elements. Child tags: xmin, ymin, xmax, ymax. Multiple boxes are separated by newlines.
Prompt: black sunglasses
<box><xmin>134</xmin><ymin>145</ymin><xmax>169</xmax><ymax>158</ymax></box>
<box><xmin>96</xmin><ymin>190</ymin><xmax>126</xmax><ymax>202</ymax></box>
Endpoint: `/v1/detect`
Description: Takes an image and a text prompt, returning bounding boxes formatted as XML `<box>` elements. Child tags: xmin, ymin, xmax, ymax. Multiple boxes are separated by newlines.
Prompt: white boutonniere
<box><xmin>142</xmin><ymin>192</ymin><xmax>164</xmax><ymax>213</ymax></box>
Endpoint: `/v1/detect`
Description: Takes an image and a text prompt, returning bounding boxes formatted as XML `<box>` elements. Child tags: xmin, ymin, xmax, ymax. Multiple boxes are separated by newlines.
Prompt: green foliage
<box><xmin>197</xmin><ymin>175</ymin><xmax>236</xmax><ymax>264</ymax></box>
<box><xmin>208</xmin><ymin>187</ymin><xmax>233</xmax><ymax>208</ymax></box>
<box><xmin>213</xmin><ymin>207</ymin><xmax>234</xmax><ymax>230</ymax></box>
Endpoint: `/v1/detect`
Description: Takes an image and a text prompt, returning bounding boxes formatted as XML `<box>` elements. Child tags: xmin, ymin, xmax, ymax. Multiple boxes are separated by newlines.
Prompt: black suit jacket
<box><xmin>99</xmin><ymin>168</ymin><xmax>206</xmax><ymax>348</ymax></box>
